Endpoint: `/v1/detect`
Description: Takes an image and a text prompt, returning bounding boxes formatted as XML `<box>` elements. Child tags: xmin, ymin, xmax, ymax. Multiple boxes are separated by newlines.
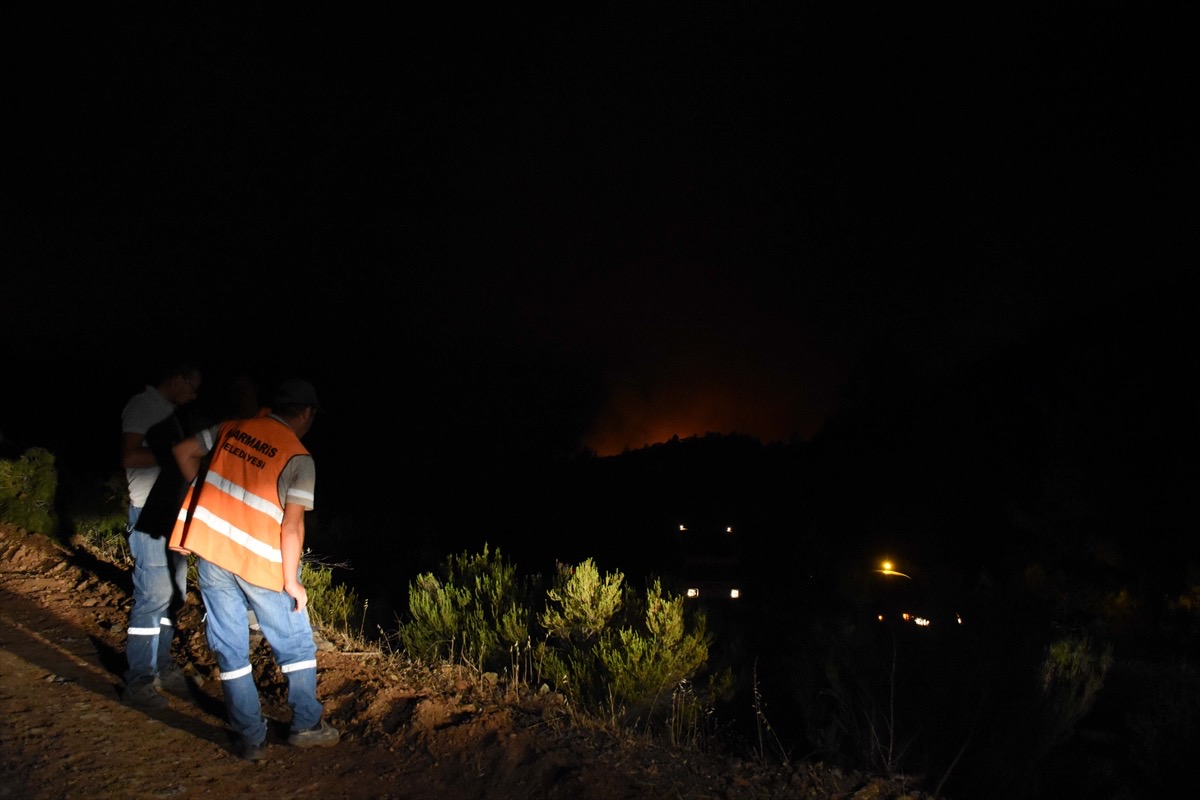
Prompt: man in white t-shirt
<box><xmin>118</xmin><ymin>361</ymin><xmax>201</xmax><ymax>709</ymax></box>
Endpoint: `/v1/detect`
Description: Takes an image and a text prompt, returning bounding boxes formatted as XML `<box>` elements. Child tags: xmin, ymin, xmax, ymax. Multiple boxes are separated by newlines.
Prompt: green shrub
<box><xmin>599</xmin><ymin>578</ymin><xmax>712</xmax><ymax>722</ymax></box>
<box><xmin>302</xmin><ymin>554</ymin><xmax>365</xmax><ymax>638</ymax></box>
<box><xmin>0</xmin><ymin>448</ymin><xmax>59</xmax><ymax>538</ymax></box>
<box><xmin>397</xmin><ymin>549</ymin><xmax>717</xmax><ymax>735</ymax></box>
<box><xmin>72</xmin><ymin>509</ymin><xmax>133</xmax><ymax>565</ymax></box>
<box><xmin>534</xmin><ymin>558</ymin><xmax>627</xmax><ymax>704</ymax></box>
<box><xmin>399</xmin><ymin>543</ymin><xmax>531</xmax><ymax>671</ymax></box>
<box><xmin>401</xmin><ymin>571</ymin><xmax>467</xmax><ymax>661</ymax></box>
<box><xmin>539</xmin><ymin>557</ymin><xmax>624</xmax><ymax>642</ymax></box>
<box><xmin>536</xmin><ymin>559</ymin><xmax>714</xmax><ymax>727</ymax></box>
<box><xmin>1039</xmin><ymin>632</ymin><xmax>1112</xmax><ymax>751</ymax></box>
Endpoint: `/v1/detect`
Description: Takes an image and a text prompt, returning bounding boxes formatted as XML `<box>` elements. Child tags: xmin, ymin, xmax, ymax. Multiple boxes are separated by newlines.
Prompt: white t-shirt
<box><xmin>121</xmin><ymin>385</ymin><xmax>176</xmax><ymax>508</ymax></box>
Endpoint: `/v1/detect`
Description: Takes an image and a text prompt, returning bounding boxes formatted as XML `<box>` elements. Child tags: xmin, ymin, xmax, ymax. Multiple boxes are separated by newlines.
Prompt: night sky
<box><xmin>4</xmin><ymin>7</ymin><xmax>1180</xmax><ymax>492</ymax></box>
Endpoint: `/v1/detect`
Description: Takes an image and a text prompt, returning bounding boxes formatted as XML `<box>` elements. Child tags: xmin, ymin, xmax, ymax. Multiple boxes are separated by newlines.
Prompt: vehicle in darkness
<box><xmin>670</xmin><ymin>522</ymin><xmax>745</xmax><ymax>603</ymax></box>
<box><xmin>869</xmin><ymin>559</ymin><xmax>964</xmax><ymax>631</ymax></box>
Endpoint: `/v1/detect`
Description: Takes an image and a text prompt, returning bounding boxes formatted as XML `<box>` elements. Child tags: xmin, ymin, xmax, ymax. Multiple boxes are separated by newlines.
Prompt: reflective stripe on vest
<box><xmin>169</xmin><ymin>417</ymin><xmax>309</xmax><ymax>592</ymax></box>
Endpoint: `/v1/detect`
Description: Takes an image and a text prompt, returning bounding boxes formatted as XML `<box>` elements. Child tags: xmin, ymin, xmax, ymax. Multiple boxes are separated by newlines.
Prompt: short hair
<box><xmin>153</xmin><ymin>361</ymin><xmax>201</xmax><ymax>385</ymax></box>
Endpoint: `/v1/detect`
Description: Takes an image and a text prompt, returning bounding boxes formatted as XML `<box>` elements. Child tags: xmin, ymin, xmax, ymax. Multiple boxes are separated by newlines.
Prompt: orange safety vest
<box><xmin>169</xmin><ymin>416</ymin><xmax>311</xmax><ymax>591</ymax></box>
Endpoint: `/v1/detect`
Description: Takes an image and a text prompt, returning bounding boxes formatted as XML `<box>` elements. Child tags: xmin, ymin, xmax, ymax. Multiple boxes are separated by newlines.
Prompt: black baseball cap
<box><xmin>272</xmin><ymin>379</ymin><xmax>324</xmax><ymax>412</ymax></box>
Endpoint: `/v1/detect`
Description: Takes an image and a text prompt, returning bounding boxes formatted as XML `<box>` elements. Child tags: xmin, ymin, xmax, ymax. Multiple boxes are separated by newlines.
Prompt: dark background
<box><xmin>5</xmin><ymin>7</ymin><xmax>1180</xmax><ymax>476</ymax></box>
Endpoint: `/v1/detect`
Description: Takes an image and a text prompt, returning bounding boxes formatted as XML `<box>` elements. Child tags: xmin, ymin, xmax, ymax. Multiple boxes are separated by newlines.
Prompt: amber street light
<box><xmin>874</xmin><ymin>560</ymin><xmax>911</xmax><ymax>579</ymax></box>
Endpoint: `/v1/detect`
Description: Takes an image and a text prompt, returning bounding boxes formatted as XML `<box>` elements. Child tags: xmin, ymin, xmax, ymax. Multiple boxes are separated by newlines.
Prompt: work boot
<box><xmin>287</xmin><ymin>719</ymin><xmax>340</xmax><ymax>747</ymax></box>
<box><xmin>155</xmin><ymin>663</ymin><xmax>189</xmax><ymax>694</ymax></box>
<box><xmin>235</xmin><ymin>737</ymin><xmax>268</xmax><ymax>763</ymax></box>
<box><xmin>120</xmin><ymin>676</ymin><xmax>167</xmax><ymax>710</ymax></box>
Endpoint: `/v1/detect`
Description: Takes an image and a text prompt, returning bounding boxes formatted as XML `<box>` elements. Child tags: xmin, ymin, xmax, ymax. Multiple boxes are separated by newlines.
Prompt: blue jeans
<box><xmin>196</xmin><ymin>558</ymin><xmax>323</xmax><ymax>745</ymax></box>
<box><xmin>125</xmin><ymin>506</ymin><xmax>189</xmax><ymax>685</ymax></box>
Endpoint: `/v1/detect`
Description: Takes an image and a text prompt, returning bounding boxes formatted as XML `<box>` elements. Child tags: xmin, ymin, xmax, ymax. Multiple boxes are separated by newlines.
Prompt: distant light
<box><xmin>876</xmin><ymin>560</ymin><xmax>911</xmax><ymax>579</ymax></box>
<box><xmin>957</xmin><ymin>614</ymin><xmax>963</xmax><ymax>625</ymax></box>
<box><xmin>679</xmin><ymin>524</ymin><xmax>687</xmax><ymax>531</ymax></box>
<box><xmin>877</xmin><ymin>614</ymin><xmax>885</xmax><ymax>622</ymax></box>
<box><xmin>729</xmin><ymin>588</ymin><xmax>740</xmax><ymax>599</ymax></box>
<box><xmin>914</xmin><ymin>617</ymin><xmax>931</xmax><ymax>627</ymax></box>
<box><xmin>726</xmin><ymin>526</ymin><xmax>733</xmax><ymax>533</ymax></box>
<box><xmin>686</xmin><ymin>588</ymin><xmax>700</xmax><ymax>598</ymax></box>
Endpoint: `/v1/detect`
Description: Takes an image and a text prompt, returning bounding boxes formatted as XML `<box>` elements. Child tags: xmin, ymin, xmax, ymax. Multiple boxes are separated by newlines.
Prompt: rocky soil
<box><xmin>0</xmin><ymin>521</ymin><xmax>939</xmax><ymax>799</ymax></box>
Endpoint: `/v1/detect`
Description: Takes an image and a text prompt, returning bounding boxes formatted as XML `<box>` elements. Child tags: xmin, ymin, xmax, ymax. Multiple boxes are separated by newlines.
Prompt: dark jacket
<box><xmin>135</xmin><ymin>413</ymin><xmax>189</xmax><ymax>538</ymax></box>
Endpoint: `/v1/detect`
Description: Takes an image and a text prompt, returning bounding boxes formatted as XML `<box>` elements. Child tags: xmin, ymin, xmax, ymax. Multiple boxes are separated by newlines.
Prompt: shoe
<box><xmin>155</xmin><ymin>664</ymin><xmax>189</xmax><ymax>694</ymax></box>
<box><xmin>313</xmin><ymin>629</ymin><xmax>336</xmax><ymax>652</ymax></box>
<box><xmin>248</xmin><ymin>609</ymin><xmax>264</xmax><ymax>640</ymax></box>
<box><xmin>287</xmin><ymin>719</ymin><xmax>340</xmax><ymax>748</ymax></box>
<box><xmin>120</xmin><ymin>677</ymin><xmax>167</xmax><ymax>710</ymax></box>
<box><xmin>235</xmin><ymin>737</ymin><xmax>268</xmax><ymax>763</ymax></box>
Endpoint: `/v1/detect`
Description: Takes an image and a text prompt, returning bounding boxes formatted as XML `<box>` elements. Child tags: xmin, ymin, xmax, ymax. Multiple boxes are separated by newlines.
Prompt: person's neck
<box><xmin>269</xmin><ymin>413</ymin><xmax>296</xmax><ymax>431</ymax></box>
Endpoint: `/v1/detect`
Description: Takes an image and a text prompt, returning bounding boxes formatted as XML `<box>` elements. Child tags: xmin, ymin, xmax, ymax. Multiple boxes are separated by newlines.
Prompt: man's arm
<box><xmin>172</xmin><ymin>436</ymin><xmax>207</xmax><ymax>484</ymax></box>
<box><xmin>121</xmin><ymin>431</ymin><xmax>157</xmax><ymax>469</ymax></box>
<box><xmin>280</xmin><ymin>502</ymin><xmax>307</xmax><ymax>612</ymax></box>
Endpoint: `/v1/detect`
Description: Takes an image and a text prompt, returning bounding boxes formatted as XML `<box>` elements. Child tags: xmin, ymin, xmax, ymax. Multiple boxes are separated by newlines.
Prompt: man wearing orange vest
<box><xmin>170</xmin><ymin>378</ymin><xmax>338</xmax><ymax>762</ymax></box>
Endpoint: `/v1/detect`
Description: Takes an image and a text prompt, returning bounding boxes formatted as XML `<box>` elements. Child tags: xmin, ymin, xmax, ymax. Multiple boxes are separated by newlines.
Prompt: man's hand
<box><xmin>284</xmin><ymin>578</ymin><xmax>308</xmax><ymax>612</ymax></box>
<box><xmin>279</xmin><ymin>504</ymin><xmax>307</xmax><ymax>611</ymax></box>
